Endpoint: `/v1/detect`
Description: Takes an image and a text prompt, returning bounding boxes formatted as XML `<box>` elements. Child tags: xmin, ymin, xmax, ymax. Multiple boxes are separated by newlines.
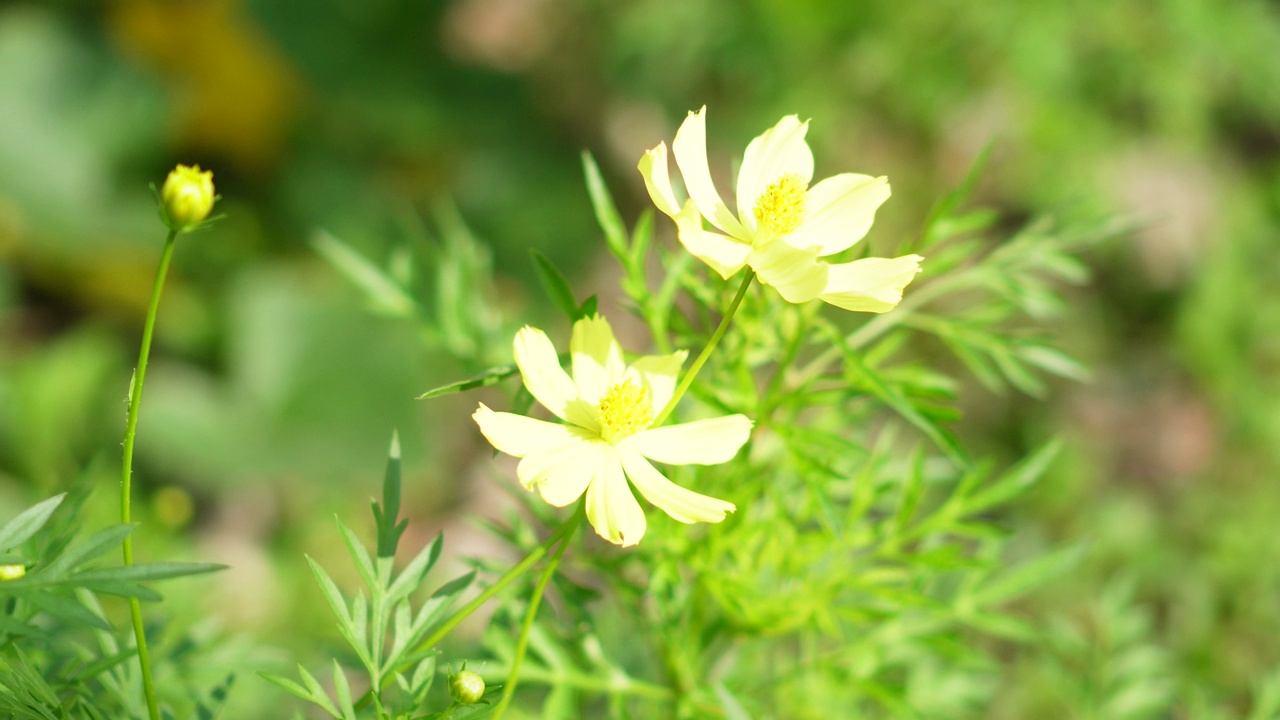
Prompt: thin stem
<box><xmin>355</xmin><ymin>509</ymin><xmax>584</xmax><ymax>711</ymax></box>
<box><xmin>401</xmin><ymin>510</ymin><xmax>580</xmax><ymax>661</ymax></box>
<box><xmin>121</xmin><ymin>229</ymin><xmax>177</xmax><ymax>720</ymax></box>
<box><xmin>651</xmin><ymin>270</ymin><xmax>755</xmax><ymax>426</ymax></box>
<box><xmin>491</xmin><ymin>507</ymin><xmax>582</xmax><ymax>719</ymax></box>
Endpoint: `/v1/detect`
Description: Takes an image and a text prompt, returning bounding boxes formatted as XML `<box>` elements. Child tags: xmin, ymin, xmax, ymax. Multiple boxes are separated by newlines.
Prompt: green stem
<box><xmin>401</xmin><ymin>510</ymin><xmax>580</xmax><ymax>664</ymax></box>
<box><xmin>121</xmin><ymin>229</ymin><xmax>177</xmax><ymax>720</ymax></box>
<box><xmin>356</xmin><ymin>510</ymin><xmax>583</xmax><ymax>711</ymax></box>
<box><xmin>491</xmin><ymin>507</ymin><xmax>582</xmax><ymax>719</ymax></box>
<box><xmin>651</xmin><ymin>270</ymin><xmax>755</xmax><ymax>426</ymax></box>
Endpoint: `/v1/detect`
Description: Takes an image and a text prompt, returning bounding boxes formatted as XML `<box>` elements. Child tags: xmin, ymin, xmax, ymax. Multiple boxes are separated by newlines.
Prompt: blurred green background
<box><xmin>2</xmin><ymin>0</ymin><xmax>1279</xmax><ymax>716</ymax></box>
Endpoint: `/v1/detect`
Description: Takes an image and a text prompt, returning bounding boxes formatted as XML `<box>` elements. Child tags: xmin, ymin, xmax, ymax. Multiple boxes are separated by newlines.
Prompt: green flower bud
<box><xmin>161</xmin><ymin>164</ymin><xmax>215</xmax><ymax>231</ymax></box>
<box><xmin>0</xmin><ymin>564</ymin><xmax>25</xmax><ymax>581</ymax></box>
<box><xmin>449</xmin><ymin>668</ymin><xmax>485</xmax><ymax>704</ymax></box>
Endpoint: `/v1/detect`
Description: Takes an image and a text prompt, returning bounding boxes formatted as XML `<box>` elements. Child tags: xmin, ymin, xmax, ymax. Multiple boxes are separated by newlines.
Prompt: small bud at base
<box><xmin>161</xmin><ymin>164</ymin><xmax>216</xmax><ymax>231</ymax></box>
<box><xmin>449</xmin><ymin>669</ymin><xmax>485</xmax><ymax>704</ymax></box>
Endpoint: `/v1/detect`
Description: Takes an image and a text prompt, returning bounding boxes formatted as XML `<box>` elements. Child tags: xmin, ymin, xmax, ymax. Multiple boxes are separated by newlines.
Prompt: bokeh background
<box><xmin>2</xmin><ymin>0</ymin><xmax>1279</xmax><ymax>716</ymax></box>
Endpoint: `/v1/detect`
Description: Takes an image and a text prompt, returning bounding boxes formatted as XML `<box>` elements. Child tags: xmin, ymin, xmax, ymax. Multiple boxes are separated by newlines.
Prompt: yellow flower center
<box><xmin>752</xmin><ymin>173</ymin><xmax>808</xmax><ymax>237</ymax></box>
<box><xmin>597</xmin><ymin>380</ymin><xmax>652</xmax><ymax>444</ymax></box>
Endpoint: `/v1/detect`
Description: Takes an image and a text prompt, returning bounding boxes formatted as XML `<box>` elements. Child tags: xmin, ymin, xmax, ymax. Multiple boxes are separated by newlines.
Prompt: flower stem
<box><xmin>121</xmin><ymin>229</ymin><xmax>177</xmax><ymax>720</ymax></box>
<box><xmin>651</xmin><ymin>270</ymin><xmax>755</xmax><ymax>426</ymax></box>
<box><xmin>491</xmin><ymin>506</ymin><xmax>582</xmax><ymax>719</ymax></box>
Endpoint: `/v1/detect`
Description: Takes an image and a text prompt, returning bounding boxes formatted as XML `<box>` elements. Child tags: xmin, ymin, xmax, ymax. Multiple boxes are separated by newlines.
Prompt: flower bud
<box><xmin>0</xmin><ymin>564</ymin><xmax>25</xmax><ymax>581</ymax></box>
<box><xmin>161</xmin><ymin>164</ymin><xmax>215</xmax><ymax>231</ymax></box>
<box><xmin>449</xmin><ymin>668</ymin><xmax>485</xmax><ymax>704</ymax></box>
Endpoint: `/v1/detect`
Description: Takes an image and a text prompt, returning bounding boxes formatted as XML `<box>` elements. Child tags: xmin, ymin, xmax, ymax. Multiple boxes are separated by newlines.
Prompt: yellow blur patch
<box><xmin>107</xmin><ymin>0</ymin><xmax>300</xmax><ymax>171</ymax></box>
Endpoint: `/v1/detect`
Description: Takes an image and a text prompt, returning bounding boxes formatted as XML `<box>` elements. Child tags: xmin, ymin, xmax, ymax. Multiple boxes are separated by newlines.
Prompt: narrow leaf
<box><xmin>582</xmin><ymin>152</ymin><xmax>628</xmax><ymax>260</ymax></box>
<box><xmin>386</xmin><ymin>533</ymin><xmax>443</xmax><ymax>601</ymax></box>
<box><xmin>297</xmin><ymin>665</ymin><xmax>342</xmax><ymax>718</ymax></box>
<box><xmin>0</xmin><ymin>494</ymin><xmax>65</xmax><ymax>550</ymax></box>
<box><xmin>834</xmin><ymin>331</ymin><xmax>970</xmax><ymax>469</ymax></box>
<box><xmin>312</xmin><ymin>231</ymin><xmax>417</xmax><ymax>318</ymax></box>
<box><xmin>375</xmin><ymin>431</ymin><xmax>404</xmax><ymax>558</ymax></box>
<box><xmin>530</xmin><ymin>249</ymin><xmax>579</xmax><ymax>320</ymax></box>
<box><xmin>39</xmin><ymin>525</ymin><xmax>132</xmax><ymax>578</ymax></box>
<box><xmin>306</xmin><ymin>556</ymin><xmax>352</xmax><ymax>628</ymax></box>
<box><xmin>966</xmin><ymin>440</ymin><xmax>1062</xmax><ymax>514</ymax></box>
<box><xmin>968</xmin><ymin>544</ymin><xmax>1085</xmax><ymax>607</ymax></box>
<box><xmin>70</xmin><ymin>562</ymin><xmax>226</xmax><ymax>584</ymax></box>
<box><xmin>417</xmin><ymin>364</ymin><xmax>518</xmax><ymax>400</ymax></box>
<box><xmin>332</xmin><ymin>661</ymin><xmax>356</xmax><ymax>720</ymax></box>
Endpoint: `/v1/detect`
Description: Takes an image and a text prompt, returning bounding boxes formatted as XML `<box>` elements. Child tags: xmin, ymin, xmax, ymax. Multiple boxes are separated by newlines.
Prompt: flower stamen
<box><xmin>597</xmin><ymin>380</ymin><xmax>652</xmax><ymax>444</ymax></box>
<box><xmin>752</xmin><ymin>173</ymin><xmax>808</xmax><ymax>237</ymax></box>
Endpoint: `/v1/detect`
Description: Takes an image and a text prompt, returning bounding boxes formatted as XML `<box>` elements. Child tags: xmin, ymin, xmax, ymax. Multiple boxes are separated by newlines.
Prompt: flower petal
<box><xmin>571</xmin><ymin>315</ymin><xmax>626</xmax><ymax>406</ymax></box>
<box><xmin>623</xmin><ymin>415</ymin><xmax>752</xmax><ymax>465</ymax></box>
<box><xmin>473</xmin><ymin>404</ymin><xmax>578</xmax><ymax>458</ymax></box>
<box><xmin>674</xmin><ymin>200</ymin><xmax>751</xmax><ymax>279</ymax></box>
<box><xmin>748</xmin><ymin>240</ymin><xmax>828</xmax><ymax>304</ymax></box>
<box><xmin>638</xmin><ymin>142</ymin><xmax>681</xmax><ymax>218</ymax></box>
<box><xmin>618</xmin><ymin>448</ymin><xmax>735</xmax><ymax>524</ymax></box>
<box><xmin>585</xmin><ymin>448</ymin><xmax>646</xmax><ymax>547</ymax></box>
<box><xmin>518</xmin><ymin>438</ymin><xmax>600</xmax><ymax>507</ymax></box>
<box><xmin>625</xmin><ymin>349</ymin><xmax>687</xmax><ymax>417</ymax></box>
<box><xmin>787</xmin><ymin>174</ymin><xmax>890</xmax><ymax>256</ymax></box>
<box><xmin>734</xmin><ymin>115</ymin><xmax>814</xmax><ymax>231</ymax></box>
<box><xmin>819</xmin><ymin>255</ymin><xmax>924</xmax><ymax>313</ymax></box>
<box><xmin>514</xmin><ymin>326</ymin><xmax>578</xmax><ymax>420</ymax></box>
<box><xmin>672</xmin><ymin>107</ymin><xmax>748</xmax><ymax>239</ymax></box>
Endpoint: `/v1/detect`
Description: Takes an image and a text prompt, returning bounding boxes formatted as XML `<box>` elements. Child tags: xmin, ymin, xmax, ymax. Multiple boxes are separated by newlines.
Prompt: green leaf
<box><xmin>332</xmin><ymin>660</ymin><xmax>356</xmax><ymax>720</ymax></box>
<box><xmin>920</xmin><ymin>142</ymin><xmax>994</xmax><ymax>249</ymax></box>
<box><xmin>312</xmin><ymin>230</ymin><xmax>417</xmax><ymax>318</ymax></box>
<box><xmin>417</xmin><ymin>364</ymin><xmax>519</xmax><ymax>399</ymax></box>
<box><xmin>0</xmin><ymin>494</ymin><xmax>65</xmax><ymax>550</ymax></box>
<box><xmin>892</xmin><ymin>448</ymin><xmax>928</xmax><ymax>537</ymax></box>
<box><xmin>967</xmin><ymin>544</ymin><xmax>1085</xmax><ymax>608</ymax></box>
<box><xmin>386</xmin><ymin>532</ymin><xmax>443</xmax><ymax>602</ymax></box>
<box><xmin>306</xmin><ymin>556</ymin><xmax>352</xmax><ymax>628</ymax></box>
<box><xmin>530</xmin><ymin>249</ymin><xmax>580</xmax><ymax>320</ymax></box>
<box><xmin>74</xmin><ymin>580</ymin><xmax>163</xmax><ymax>601</ymax></box>
<box><xmin>337</xmin><ymin>521</ymin><xmax>376</xmax><ymax>592</ymax></box>
<box><xmin>832</xmin><ymin>329</ymin><xmax>970</xmax><ymax>469</ymax></box>
<box><xmin>375</xmin><ymin>431</ymin><xmax>406</xmax><ymax>558</ymax></box>
<box><xmin>298</xmin><ymin>665</ymin><xmax>342</xmax><ymax>718</ymax></box>
<box><xmin>1018</xmin><ymin>344</ymin><xmax>1092</xmax><ymax>383</ymax></box>
<box><xmin>38</xmin><ymin>524</ymin><xmax>132</xmax><ymax>578</ymax></box>
<box><xmin>23</xmin><ymin>590</ymin><xmax>111</xmax><ymax>631</ymax></box>
<box><xmin>69</xmin><ymin>561</ymin><xmax>226</xmax><ymax>584</ymax></box>
<box><xmin>582</xmin><ymin>152</ymin><xmax>629</xmax><ymax>261</ymax></box>
<box><xmin>965</xmin><ymin>440</ymin><xmax>1062</xmax><ymax>514</ymax></box>
<box><xmin>418</xmin><ymin>571</ymin><xmax>474</xmax><ymax>633</ymax></box>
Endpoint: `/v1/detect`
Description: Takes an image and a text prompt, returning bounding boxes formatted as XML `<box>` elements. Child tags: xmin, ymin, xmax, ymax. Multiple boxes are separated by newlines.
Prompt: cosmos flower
<box><xmin>474</xmin><ymin>315</ymin><xmax>750</xmax><ymax>547</ymax></box>
<box><xmin>639</xmin><ymin>106</ymin><xmax>922</xmax><ymax>312</ymax></box>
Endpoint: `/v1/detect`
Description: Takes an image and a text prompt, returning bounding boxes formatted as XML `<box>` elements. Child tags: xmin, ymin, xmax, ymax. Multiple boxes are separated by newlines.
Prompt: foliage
<box><xmin>2</xmin><ymin>0</ymin><xmax>1279</xmax><ymax>717</ymax></box>
<box><xmin>260</xmin><ymin>436</ymin><xmax>484</xmax><ymax>720</ymax></box>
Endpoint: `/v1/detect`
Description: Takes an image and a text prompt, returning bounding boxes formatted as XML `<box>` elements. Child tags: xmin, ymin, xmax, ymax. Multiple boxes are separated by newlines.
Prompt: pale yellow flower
<box><xmin>161</xmin><ymin>164</ymin><xmax>216</xmax><ymax>231</ymax></box>
<box><xmin>639</xmin><ymin>107</ymin><xmax>923</xmax><ymax>312</ymax></box>
<box><xmin>473</xmin><ymin>315</ymin><xmax>750</xmax><ymax>547</ymax></box>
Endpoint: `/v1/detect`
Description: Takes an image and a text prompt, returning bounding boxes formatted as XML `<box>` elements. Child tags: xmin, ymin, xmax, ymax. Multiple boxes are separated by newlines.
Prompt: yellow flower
<box><xmin>0</xmin><ymin>564</ymin><xmax>25</xmax><ymax>581</ymax></box>
<box><xmin>474</xmin><ymin>315</ymin><xmax>750</xmax><ymax>547</ymax></box>
<box><xmin>161</xmin><ymin>164</ymin><xmax>216</xmax><ymax>231</ymax></box>
<box><xmin>639</xmin><ymin>107</ymin><xmax>923</xmax><ymax>312</ymax></box>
